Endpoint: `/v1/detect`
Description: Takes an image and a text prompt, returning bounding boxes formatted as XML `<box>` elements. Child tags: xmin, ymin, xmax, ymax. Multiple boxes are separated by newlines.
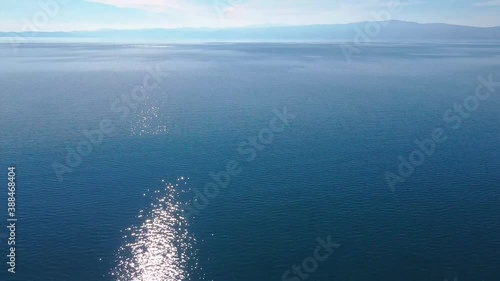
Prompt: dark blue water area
<box><xmin>0</xmin><ymin>42</ymin><xmax>499</xmax><ymax>281</ymax></box>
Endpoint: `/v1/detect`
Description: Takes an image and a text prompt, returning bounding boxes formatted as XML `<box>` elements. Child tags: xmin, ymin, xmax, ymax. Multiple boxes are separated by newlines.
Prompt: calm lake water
<box><xmin>0</xmin><ymin>41</ymin><xmax>499</xmax><ymax>281</ymax></box>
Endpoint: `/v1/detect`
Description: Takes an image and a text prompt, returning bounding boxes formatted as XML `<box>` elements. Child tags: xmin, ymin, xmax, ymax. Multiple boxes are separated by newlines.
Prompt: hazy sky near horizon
<box><xmin>1</xmin><ymin>0</ymin><xmax>499</xmax><ymax>32</ymax></box>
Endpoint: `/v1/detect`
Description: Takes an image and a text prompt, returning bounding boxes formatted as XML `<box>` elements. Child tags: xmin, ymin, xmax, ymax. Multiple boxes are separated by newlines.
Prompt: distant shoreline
<box><xmin>2</xmin><ymin>21</ymin><xmax>500</xmax><ymax>42</ymax></box>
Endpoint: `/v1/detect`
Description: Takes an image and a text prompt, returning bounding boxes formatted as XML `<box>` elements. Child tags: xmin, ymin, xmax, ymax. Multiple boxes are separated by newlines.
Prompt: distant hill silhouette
<box><xmin>2</xmin><ymin>21</ymin><xmax>500</xmax><ymax>41</ymax></box>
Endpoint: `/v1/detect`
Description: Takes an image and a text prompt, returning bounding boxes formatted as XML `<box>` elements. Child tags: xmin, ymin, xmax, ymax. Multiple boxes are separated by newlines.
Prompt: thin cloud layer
<box><xmin>84</xmin><ymin>0</ymin><xmax>188</xmax><ymax>12</ymax></box>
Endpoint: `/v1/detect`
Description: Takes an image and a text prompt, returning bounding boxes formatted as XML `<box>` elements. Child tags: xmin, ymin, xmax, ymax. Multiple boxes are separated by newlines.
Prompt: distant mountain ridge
<box><xmin>2</xmin><ymin>21</ymin><xmax>500</xmax><ymax>41</ymax></box>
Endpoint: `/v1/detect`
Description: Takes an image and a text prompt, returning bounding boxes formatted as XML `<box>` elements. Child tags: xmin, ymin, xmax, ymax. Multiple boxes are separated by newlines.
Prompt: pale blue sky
<box><xmin>1</xmin><ymin>0</ymin><xmax>499</xmax><ymax>32</ymax></box>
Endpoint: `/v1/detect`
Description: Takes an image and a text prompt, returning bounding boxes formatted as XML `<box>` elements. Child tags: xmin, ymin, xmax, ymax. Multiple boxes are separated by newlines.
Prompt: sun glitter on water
<box><xmin>112</xmin><ymin>177</ymin><xmax>196</xmax><ymax>281</ymax></box>
<box><xmin>129</xmin><ymin>91</ymin><xmax>174</xmax><ymax>136</ymax></box>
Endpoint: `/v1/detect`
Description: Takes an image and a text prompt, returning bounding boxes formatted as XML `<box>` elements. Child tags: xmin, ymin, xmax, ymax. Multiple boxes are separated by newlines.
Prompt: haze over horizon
<box><xmin>1</xmin><ymin>0</ymin><xmax>500</xmax><ymax>32</ymax></box>
<box><xmin>3</xmin><ymin>20</ymin><xmax>500</xmax><ymax>43</ymax></box>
